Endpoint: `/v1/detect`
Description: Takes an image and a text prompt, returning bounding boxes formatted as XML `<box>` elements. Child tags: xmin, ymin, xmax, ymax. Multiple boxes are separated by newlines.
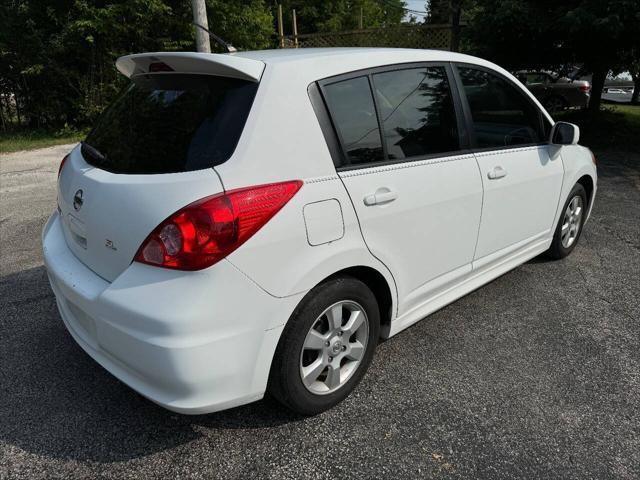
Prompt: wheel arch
<box><xmin>324</xmin><ymin>266</ymin><xmax>395</xmax><ymax>339</ymax></box>
<box><xmin>577</xmin><ymin>174</ymin><xmax>595</xmax><ymax>209</ymax></box>
<box><xmin>554</xmin><ymin>145</ymin><xmax>597</xmax><ymax>230</ymax></box>
<box><xmin>283</xmin><ymin>263</ymin><xmax>397</xmax><ymax>340</ymax></box>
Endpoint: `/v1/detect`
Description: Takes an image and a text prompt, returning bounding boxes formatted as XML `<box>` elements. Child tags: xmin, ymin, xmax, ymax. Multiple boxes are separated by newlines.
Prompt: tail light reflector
<box><xmin>134</xmin><ymin>180</ymin><xmax>303</xmax><ymax>270</ymax></box>
<box><xmin>580</xmin><ymin>84</ymin><xmax>591</xmax><ymax>93</ymax></box>
<box><xmin>58</xmin><ymin>154</ymin><xmax>69</xmax><ymax>178</ymax></box>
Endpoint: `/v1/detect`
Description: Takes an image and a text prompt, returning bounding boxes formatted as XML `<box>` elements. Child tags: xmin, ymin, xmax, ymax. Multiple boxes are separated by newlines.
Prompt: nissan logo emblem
<box><xmin>73</xmin><ymin>189</ymin><xmax>84</xmax><ymax>211</ymax></box>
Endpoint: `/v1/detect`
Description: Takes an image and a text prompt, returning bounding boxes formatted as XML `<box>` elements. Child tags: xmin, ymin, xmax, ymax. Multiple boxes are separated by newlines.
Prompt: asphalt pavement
<box><xmin>1</xmin><ymin>145</ymin><xmax>639</xmax><ymax>479</ymax></box>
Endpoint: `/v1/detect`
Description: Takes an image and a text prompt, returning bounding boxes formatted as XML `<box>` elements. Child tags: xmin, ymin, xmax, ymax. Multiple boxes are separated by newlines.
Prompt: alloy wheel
<box><xmin>561</xmin><ymin>195</ymin><xmax>583</xmax><ymax>248</ymax></box>
<box><xmin>299</xmin><ymin>300</ymin><xmax>369</xmax><ymax>395</ymax></box>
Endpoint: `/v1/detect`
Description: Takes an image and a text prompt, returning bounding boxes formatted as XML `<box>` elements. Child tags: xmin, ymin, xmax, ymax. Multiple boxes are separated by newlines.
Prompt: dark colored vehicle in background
<box><xmin>516</xmin><ymin>71</ymin><xmax>591</xmax><ymax>112</ymax></box>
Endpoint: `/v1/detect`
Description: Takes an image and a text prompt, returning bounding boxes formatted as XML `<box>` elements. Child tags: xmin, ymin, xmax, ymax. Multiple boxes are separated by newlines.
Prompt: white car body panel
<box><xmin>338</xmin><ymin>153</ymin><xmax>483</xmax><ymax>316</ymax></box>
<box><xmin>390</xmin><ymin>223</ymin><xmax>552</xmax><ymax>336</ymax></box>
<box><xmin>43</xmin><ymin>212</ymin><xmax>304</xmax><ymax>413</ymax></box>
<box><xmin>553</xmin><ymin>144</ymin><xmax>598</xmax><ymax>223</ymax></box>
<box><xmin>472</xmin><ymin>145</ymin><xmax>564</xmax><ymax>260</ymax></box>
<box><xmin>226</xmin><ymin>175</ymin><xmax>397</xmax><ymax>305</ymax></box>
<box><xmin>57</xmin><ymin>145</ymin><xmax>225</xmax><ymax>282</ymax></box>
<box><xmin>42</xmin><ymin>48</ymin><xmax>597</xmax><ymax>414</ymax></box>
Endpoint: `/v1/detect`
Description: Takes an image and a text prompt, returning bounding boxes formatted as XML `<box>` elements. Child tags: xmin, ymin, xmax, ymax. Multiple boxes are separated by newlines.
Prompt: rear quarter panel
<box><xmin>225</xmin><ymin>175</ymin><xmax>397</xmax><ymax>310</ymax></box>
<box><xmin>216</xmin><ymin>61</ymin><xmax>397</xmax><ymax>312</ymax></box>
<box><xmin>214</xmin><ymin>63</ymin><xmax>339</xmax><ymax>188</ymax></box>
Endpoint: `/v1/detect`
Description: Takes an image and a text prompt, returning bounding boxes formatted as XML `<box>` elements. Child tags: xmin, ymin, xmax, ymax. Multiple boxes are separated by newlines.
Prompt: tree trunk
<box><xmin>0</xmin><ymin>97</ymin><xmax>6</xmax><ymax>131</ymax></box>
<box><xmin>449</xmin><ymin>1</ymin><xmax>462</xmax><ymax>53</ymax></box>
<box><xmin>631</xmin><ymin>74</ymin><xmax>640</xmax><ymax>105</ymax></box>
<box><xmin>588</xmin><ymin>66</ymin><xmax>607</xmax><ymax>112</ymax></box>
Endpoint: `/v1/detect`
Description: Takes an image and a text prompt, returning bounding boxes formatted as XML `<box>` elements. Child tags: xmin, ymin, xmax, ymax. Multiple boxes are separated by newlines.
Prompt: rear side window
<box><xmin>372</xmin><ymin>67</ymin><xmax>459</xmax><ymax>160</ymax></box>
<box><xmin>457</xmin><ymin>66</ymin><xmax>544</xmax><ymax>148</ymax></box>
<box><xmin>322</xmin><ymin>76</ymin><xmax>384</xmax><ymax>166</ymax></box>
<box><xmin>83</xmin><ymin>74</ymin><xmax>258</xmax><ymax>174</ymax></box>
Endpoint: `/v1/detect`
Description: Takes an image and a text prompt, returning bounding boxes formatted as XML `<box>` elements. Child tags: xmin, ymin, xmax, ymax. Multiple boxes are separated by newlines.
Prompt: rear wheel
<box><xmin>268</xmin><ymin>277</ymin><xmax>380</xmax><ymax>415</ymax></box>
<box><xmin>548</xmin><ymin>183</ymin><xmax>587</xmax><ymax>259</ymax></box>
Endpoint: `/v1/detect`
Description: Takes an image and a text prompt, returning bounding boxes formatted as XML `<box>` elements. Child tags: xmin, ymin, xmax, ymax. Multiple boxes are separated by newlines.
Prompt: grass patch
<box><xmin>0</xmin><ymin>129</ymin><xmax>86</xmax><ymax>154</ymax></box>
<box><xmin>555</xmin><ymin>103</ymin><xmax>640</xmax><ymax>152</ymax></box>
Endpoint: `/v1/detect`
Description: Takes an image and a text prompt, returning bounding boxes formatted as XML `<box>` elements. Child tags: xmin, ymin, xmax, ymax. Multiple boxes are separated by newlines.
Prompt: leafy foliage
<box><xmin>0</xmin><ymin>0</ymin><xmax>273</xmax><ymax>129</ymax></box>
<box><xmin>273</xmin><ymin>0</ymin><xmax>406</xmax><ymax>33</ymax></box>
<box><xmin>463</xmin><ymin>0</ymin><xmax>640</xmax><ymax>110</ymax></box>
<box><xmin>206</xmin><ymin>0</ymin><xmax>274</xmax><ymax>52</ymax></box>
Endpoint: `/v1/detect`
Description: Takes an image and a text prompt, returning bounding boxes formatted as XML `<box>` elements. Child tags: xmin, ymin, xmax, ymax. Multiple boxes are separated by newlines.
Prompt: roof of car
<box><xmin>117</xmin><ymin>48</ymin><xmax>501</xmax><ymax>85</ymax></box>
<box><xmin>232</xmin><ymin>47</ymin><xmax>433</xmax><ymax>59</ymax></box>
<box><xmin>232</xmin><ymin>47</ymin><xmax>478</xmax><ymax>65</ymax></box>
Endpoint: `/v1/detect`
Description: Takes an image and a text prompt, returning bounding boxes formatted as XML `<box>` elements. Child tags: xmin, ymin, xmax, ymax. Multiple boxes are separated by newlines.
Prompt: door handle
<box><xmin>364</xmin><ymin>188</ymin><xmax>398</xmax><ymax>206</ymax></box>
<box><xmin>487</xmin><ymin>166</ymin><xmax>507</xmax><ymax>180</ymax></box>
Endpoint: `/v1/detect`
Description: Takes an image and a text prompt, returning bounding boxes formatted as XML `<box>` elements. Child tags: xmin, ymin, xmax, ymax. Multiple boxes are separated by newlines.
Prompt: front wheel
<box><xmin>267</xmin><ymin>277</ymin><xmax>380</xmax><ymax>415</ymax></box>
<box><xmin>548</xmin><ymin>183</ymin><xmax>588</xmax><ymax>259</ymax></box>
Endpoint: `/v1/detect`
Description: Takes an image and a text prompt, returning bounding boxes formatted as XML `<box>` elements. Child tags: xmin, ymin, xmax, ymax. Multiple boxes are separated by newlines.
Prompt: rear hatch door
<box><xmin>57</xmin><ymin>53</ymin><xmax>264</xmax><ymax>282</ymax></box>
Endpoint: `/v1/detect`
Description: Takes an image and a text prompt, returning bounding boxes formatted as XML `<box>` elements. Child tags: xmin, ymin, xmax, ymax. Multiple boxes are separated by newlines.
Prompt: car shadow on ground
<box><xmin>0</xmin><ymin>266</ymin><xmax>305</xmax><ymax>464</ymax></box>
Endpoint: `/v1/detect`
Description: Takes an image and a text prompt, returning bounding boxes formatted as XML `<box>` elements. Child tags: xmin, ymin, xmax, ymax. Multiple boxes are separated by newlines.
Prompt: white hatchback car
<box><xmin>43</xmin><ymin>48</ymin><xmax>597</xmax><ymax>415</ymax></box>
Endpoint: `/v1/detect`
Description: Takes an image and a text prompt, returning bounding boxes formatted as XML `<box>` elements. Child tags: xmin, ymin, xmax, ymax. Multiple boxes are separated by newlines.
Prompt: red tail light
<box><xmin>580</xmin><ymin>84</ymin><xmax>591</xmax><ymax>93</ymax></box>
<box><xmin>134</xmin><ymin>180</ymin><xmax>303</xmax><ymax>270</ymax></box>
<box><xmin>58</xmin><ymin>154</ymin><xmax>69</xmax><ymax>178</ymax></box>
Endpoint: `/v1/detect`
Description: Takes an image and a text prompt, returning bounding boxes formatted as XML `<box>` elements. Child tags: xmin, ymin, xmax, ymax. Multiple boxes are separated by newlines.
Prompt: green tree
<box><xmin>0</xmin><ymin>0</ymin><xmax>274</xmax><ymax>130</ymax></box>
<box><xmin>464</xmin><ymin>0</ymin><xmax>640</xmax><ymax>111</ymax></box>
<box><xmin>273</xmin><ymin>0</ymin><xmax>406</xmax><ymax>35</ymax></box>
<box><xmin>558</xmin><ymin>0</ymin><xmax>640</xmax><ymax>111</ymax></box>
<box><xmin>206</xmin><ymin>0</ymin><xmax>273</xmax><ymax>51</ymax></box>
<box><xmin>0</xmin><ymin>0</ymin><xmax>193</xmax><ymax>128</ymax></box>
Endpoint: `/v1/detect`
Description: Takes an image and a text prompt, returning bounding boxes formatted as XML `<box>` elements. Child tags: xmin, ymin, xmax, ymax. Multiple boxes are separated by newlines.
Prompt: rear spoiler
<box><xmin>116</xmin><ymin>52</ymin><xmax>265</xmax><ymax>82</ymax></box>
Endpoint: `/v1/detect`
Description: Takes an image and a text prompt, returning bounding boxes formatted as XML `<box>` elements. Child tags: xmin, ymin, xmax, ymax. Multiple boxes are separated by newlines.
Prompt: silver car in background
<box><xmin>516</xmin><ymin>71</ymin><xmax>591</xmax><ymax>111</ymax></box>
<box><xmin>602</xmin><ymin>87</ymin><xmax>633</xmax><ymax>104</ymax></box>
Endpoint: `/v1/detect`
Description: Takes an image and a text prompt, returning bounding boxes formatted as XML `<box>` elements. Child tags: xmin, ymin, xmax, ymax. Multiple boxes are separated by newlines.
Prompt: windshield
<box><xmin>83</xmin><ymin>74</ymin><xmax>258</xmax><ymax>174</ymax></box>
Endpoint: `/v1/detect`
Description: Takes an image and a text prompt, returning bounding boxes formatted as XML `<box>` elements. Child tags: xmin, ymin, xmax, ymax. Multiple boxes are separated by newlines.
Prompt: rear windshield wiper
<box><xmin>81</xmin><ymin>141</ymin><xmax>107</xmax><ymax>165</ymax></box>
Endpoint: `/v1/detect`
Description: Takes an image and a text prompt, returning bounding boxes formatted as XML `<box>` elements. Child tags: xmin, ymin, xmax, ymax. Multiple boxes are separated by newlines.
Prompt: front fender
<box><xmin>553</xmin><ymin>144</ymin><xmax>597</xmax><ymax>228</ymax></box>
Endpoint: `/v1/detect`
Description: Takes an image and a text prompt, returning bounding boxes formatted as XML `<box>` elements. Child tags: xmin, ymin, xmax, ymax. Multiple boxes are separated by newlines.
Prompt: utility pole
<box><xmin>277</xmin><ymin>4</ymin><xmax>284</xmax><ymax>48</ymax></box>
<box><xmin>191</xmin><ymin>0</ymin><xmax>211</xmax><ymax>53</ymax></box>
<box><xmin>292</xmin><ymin>9</ymin><xmax>298</xmax><ymax>48</ymax></box>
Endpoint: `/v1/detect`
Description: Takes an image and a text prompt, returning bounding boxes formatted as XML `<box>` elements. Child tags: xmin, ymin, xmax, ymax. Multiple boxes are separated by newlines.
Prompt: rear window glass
<box><xmin>83</xmin><ymin>74</ymin><xmax>258</xmax><ymax>174</ymax></box>
<box><xmin>322</xmin><ymin>76</ymin><xmax>384</xmax><ymax>166</ymax></box>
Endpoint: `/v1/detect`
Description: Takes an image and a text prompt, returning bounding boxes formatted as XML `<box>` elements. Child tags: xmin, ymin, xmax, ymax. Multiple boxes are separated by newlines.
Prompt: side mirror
<box><xmin>550</xmin><ymin>121</ymin><xmax>580</xmax><ymax>145</ymax></box>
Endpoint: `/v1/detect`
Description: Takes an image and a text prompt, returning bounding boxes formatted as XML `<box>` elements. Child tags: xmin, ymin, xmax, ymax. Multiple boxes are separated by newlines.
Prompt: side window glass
<box><xmin>323</xmin><ymin>76</ymin><xmax>384</xmax><ymax>166</ymax></box>
<box><xmin>372</xmin><ymin>67</ymin><xmax>460</xmax><ymax>160</ymax></box>
<box><xmin>458</xmin><ymin>66</ymin><xmax>544</xmax><ymax>148</ymax></box>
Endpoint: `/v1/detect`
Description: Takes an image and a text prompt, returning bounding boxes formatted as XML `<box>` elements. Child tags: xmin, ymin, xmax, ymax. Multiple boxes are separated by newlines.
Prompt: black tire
<box><xmin>548</xmin><ymin>183</ymin><xmax>588</xmax><ymax>260</ymax></box>
<box><xmin>267</xmin><ymin>276</ymin><xmax>380</xmax><ymax>415</ymax></box>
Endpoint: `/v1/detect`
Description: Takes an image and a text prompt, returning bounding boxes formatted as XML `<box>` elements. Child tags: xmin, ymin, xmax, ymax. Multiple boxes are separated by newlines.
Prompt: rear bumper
<box><xmin>42</xmin><ymin>212</ymin><xmax>303</xmax><ymax>414</ymax></box>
